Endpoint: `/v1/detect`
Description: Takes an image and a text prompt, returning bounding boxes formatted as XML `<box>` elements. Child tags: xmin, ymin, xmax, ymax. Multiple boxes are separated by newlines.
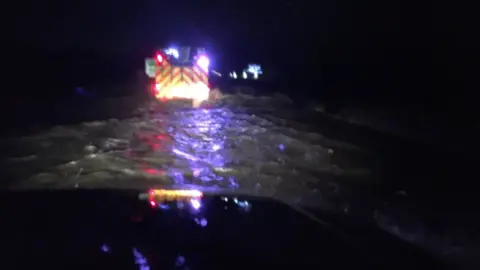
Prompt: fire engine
<box><xmin>145</xmin><ymin>47</ymin><xmax>211</xmax><ymax>104</ymax></box>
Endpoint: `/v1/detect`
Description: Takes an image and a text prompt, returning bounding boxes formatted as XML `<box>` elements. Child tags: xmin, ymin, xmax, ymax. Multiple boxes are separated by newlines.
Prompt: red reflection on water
<box><xmin>156</xmin><ymin>134</ymin><xmax>168</xmax><ymax>140</ymax></box>
<box><xmin>131</xmin><ymin>131</ymin><xmax>173</xmax><ymax>153</ymax></box>
<box><xmin>143</xmin><ymin>168</ymin><xmax>166</xmax><ymax>175</ymax></box>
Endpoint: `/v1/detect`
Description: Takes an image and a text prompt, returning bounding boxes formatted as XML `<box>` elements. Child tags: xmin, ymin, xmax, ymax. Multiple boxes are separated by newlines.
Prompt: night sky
<box><xmin>8</xmin><ymin>0</ymin><xmax>371</xmax><ymax>62</ymax></box>
<box><xmin>7</xmin><ymin>1</ymin><xmax>473</xmax><ymax>58</ymax></box>
<box><xmin>10</xmin><ymin>1</ymin><xmax>307</xmax><ymax>54</ymax></box>
<box><xmin>5</xmin><ymin>0</ymin><xmax>477</xmax><ymax>107</ymax></box>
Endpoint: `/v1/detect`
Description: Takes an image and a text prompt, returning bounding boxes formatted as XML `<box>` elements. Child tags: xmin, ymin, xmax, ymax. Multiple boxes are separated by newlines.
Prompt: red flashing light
<box><xmin>156</xmin><ymin>53</ymin><xmax>163</xmax><ymax>63</ymax></box>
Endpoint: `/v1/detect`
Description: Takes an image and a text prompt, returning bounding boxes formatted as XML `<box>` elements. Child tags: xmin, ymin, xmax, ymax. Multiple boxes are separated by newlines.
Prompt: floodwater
<box><xmin>0</xmin><ymin>93</ymin><xmax>477</xmax><ymax>268</ymax></box>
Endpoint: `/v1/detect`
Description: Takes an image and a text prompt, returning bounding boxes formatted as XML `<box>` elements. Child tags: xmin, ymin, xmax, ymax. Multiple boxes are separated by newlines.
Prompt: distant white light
<box><xmin>247</xmin><ymin>64</ymin><xmax>262</xmax><ymax>74</ymax></box>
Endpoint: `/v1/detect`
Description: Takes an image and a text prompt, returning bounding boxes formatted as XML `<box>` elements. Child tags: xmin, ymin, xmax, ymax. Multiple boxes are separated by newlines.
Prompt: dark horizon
<box><xmin>4</xmin><ymin>0</ymin><xmax>477</xmax><ymax>110</ymax></box>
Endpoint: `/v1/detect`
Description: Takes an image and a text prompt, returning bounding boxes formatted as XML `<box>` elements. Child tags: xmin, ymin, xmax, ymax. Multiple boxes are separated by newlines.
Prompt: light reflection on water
<box><xmin>3</xmin><ymin>98</ymin><xmax>468</xmax><ymax>267</ymax></box>
<box><xmin>165</xmin><ymin>108</ymin><xmax>236</xmax><ymax>189</ymax></box>
<box><xmin>6</xmin><ymin>101</ymin><xmax>363</xmax><ymax>209</ymax></box>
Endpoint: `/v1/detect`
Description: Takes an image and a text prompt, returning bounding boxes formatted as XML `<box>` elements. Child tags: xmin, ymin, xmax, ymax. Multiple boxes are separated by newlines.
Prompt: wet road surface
<box><xmin>0</xmin><ymin>93</ymin><xmax>478</xmax><ymax>268</ymax></box>
<box><xmin>0</xmin><ymin>95</ymin><xmax>369</xmax><ymax>209</ymax></box>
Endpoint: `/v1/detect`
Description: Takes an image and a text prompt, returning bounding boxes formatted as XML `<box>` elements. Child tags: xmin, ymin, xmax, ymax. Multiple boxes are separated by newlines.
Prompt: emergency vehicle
<box><xmin>145</xmin><ymin>47</ymin><xmax>210</xmax><ymax>103</ymax></box>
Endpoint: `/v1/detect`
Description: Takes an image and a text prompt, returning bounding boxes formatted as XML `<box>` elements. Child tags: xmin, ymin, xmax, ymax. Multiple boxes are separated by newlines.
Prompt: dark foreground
<box><xmin>0</xmin><ymin>83</ymin><xmax>478</xmax><ymax>269</ymax></box>
<box><xmin>0</xmin><ymin>189</ymin><xmax>444</xmax><ymax>269</ymax></box>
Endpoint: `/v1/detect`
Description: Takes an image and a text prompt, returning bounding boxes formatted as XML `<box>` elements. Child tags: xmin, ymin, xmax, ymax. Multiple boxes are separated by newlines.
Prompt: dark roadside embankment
<box><xmin>0</xmin><ymin>81</ymin><xmax>149</xmax><ymax>138</ymax></box>
<box><xmin>1</xmin><ymin>49</ymin><xmax>150</xmax><ymax>137</ymax></box>
<box><xmin>219</xmin><ymin>78</ymin><xmax>479</xmax><ymax>201</ymax></box>
<box><xmin>218</xmin><ymin>77</ymin><xmax>479</xmax><ymax>203</ymax></box>
<box><xmin>217</xmin><ymin>78</ymin><xmax>480</xmax><ymax>268</ymax></box>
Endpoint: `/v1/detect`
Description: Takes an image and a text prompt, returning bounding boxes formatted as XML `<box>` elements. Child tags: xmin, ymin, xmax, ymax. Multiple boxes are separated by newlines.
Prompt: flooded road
<box><xmin>0</xmin><ymin>95</ymin><xmax>369</xmax><ymax>210</ymax></box>
<box><xmin>0</xmin><ymin>93</ymin><xmax>478</xmax><ymax>268</ymax></box>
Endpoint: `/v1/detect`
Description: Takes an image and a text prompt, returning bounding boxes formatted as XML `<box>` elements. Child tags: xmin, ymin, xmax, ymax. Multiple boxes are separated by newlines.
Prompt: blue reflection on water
<box><xmin>175</xmin><ymin>255</ymin><xmax>186</xmax><ymax>267</ymax></box>
<box><xmin>132</xmin><ymin>247</ymin><xmax>150</xmax><ymax>270</ymax></box>
<box><xmin>166</xmin><ymin>108</ymin><xmax>236</xmax><ymax>189</ymax></box>
<box><xmin>101</xmin><ymin>244</ymin><xmax>110</xmax><ymax>253</ymax></box>
<box><xmin>194</xmin><ymin>217</ymin><xmax>208</xmax><ymax>227</ymax></box>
